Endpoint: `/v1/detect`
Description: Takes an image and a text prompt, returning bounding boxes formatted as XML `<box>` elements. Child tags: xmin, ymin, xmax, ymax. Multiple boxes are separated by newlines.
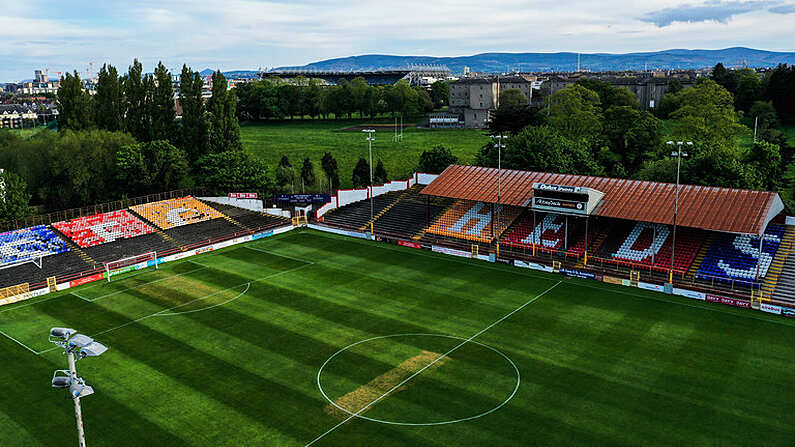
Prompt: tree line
<box><xmin>469</xmin><ymin>71</ymin><xmax>794</xmax><ymax>209</ymax></box>
<box><xmin>235</xmin><ymin>77</ymin><xmax>446</xmax><ymax>121</ymax></box>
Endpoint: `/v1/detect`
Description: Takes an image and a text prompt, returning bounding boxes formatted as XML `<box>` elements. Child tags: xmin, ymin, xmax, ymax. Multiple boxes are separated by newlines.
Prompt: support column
<box><xmin>490</xmin><ymin>203</ymin><xmax>495</xmax><ymax>241</ymax></box>
<box><xmin>425</xmin><ymin>195</ymin><xmax>430</xmax><ymax>227</ymax></box>
<box><xmin>565</xmin><ymin>215</ymin><xmax>569</xmax><ymax>251</ymax></box>
<box><xmin>756</xmin><ymin>234</ymin><xmax>764</xmax><ymax>280</ymax></box>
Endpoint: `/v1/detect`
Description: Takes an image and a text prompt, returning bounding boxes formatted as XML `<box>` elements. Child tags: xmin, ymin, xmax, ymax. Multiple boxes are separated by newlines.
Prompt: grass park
<box><xmin>1</xmin><ymin>229</ymin><xmax>794</xmax><ymax>446</ymax></box>
<box><xmin>241</xmin><ymin>120</ymin><xmax>490</xmax><ymax>189</ymax></box>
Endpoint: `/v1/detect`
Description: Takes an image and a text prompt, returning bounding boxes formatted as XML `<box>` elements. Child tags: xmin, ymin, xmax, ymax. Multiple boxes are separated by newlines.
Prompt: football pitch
<box><xmin>1</xmin><ymin>230</ymin><xmax>794</xmax><ymax>446</ymax></box>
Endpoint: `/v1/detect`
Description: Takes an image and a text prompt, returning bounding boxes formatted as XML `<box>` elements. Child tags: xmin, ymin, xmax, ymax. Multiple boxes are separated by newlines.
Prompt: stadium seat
<box><xmin>427</xmin><ymin>200</ymin><xmax>522</xmax><ymax>243</ymax></box>
<box><xmin>52</xmin><ymin>210</ymin><xmax>156</xmax><ymax>248</ymax></box>
<box><xmin>129</xmin><ymin>197</ymin><xmax>224</xmax><ymax>230</ymax></box>
<box><xmin>696</xmin><ymin>224</ymin><xmax>785</xmax><ymax>285</ymax></box>
<box><xmin>595</xmin><ymin>222</ymin><xmax>702</xmax><ymax>273</ymax></box>
<box><xmin>0</xmin><ymin>225</ymin><xmax>70</xmax><ymax>266</ymax></box>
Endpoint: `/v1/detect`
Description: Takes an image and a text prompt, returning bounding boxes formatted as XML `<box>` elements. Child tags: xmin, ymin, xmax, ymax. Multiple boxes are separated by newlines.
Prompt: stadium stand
<box><xmin>426</xmin><ymin>200</ymin><xmax>522</xmax><ymax>242</ymax></box>
<box><xmin>696</xmin><ymin>224</ymin><xmax>785</xmax><ymax>285</ymax></box>
<box><xmin>198</xmin><ymin>201</ymin><xmax>291</xmax><ymax>232</ymax></box>
<box><xmin>371</xmin><ymin>186</ymin><xmax>454</xmax><ymax>238</ymax></box>
<box><xmin>0</xmin><ymin>226</ymin><xmax>70</xmax><ymax>266</ymax></box>
<box><xmin>130</xmin><ymin>197</ymin><xmax>224</xmax><ymax>230</ymax></box>
<box><xmin>52</xmin><ymin>210</ymin><xmax>155</xmax><ymax>248</ymax></box>
<box><xmin>593</xmin><ymin>222</ymin><xmax>703</xmax><ymax>273</ymax></box>
<box><xmin>321</xmin><ymin>190</ymin><xmax>406</xmax><ymax>231</ymax></box>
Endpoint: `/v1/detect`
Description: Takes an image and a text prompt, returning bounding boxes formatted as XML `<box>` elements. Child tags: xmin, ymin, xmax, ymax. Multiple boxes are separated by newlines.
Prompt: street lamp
<box><xmin>49</xmin><ymin>328</ymin><xmax>108</xmax><ymax>447</ymax></box>
<box><xmin>666</xmin><ymin>141</ymin><xmax>692</xmax><ymax>283</ymax></box>
<box><xmin>491</xmin><ymin>134</ymin><xmax>506</xmax><ymax>242</ymax></box>
<box><xmin>363</xmin><ymin>129</ymin><xmax>376</xmax><ymax>224</ymax></box>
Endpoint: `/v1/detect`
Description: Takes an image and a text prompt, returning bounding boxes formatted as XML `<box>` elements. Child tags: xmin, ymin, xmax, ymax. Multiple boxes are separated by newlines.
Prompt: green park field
<box><xmin>241</xmin><ymin>121</ymin><xmax>490</xmax><ymax>189</ymax></box>
<box><xmin>1</xmin><ymin>230</ymin><xmax>794</xmax><ymax>446</ymax></box>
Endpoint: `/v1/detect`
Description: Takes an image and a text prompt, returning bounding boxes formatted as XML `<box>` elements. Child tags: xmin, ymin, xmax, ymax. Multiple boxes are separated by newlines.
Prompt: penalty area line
<box><xmin>304</xmin><ymin>280</ymin><xmax>562</xmax><ymax>447</ymax></box>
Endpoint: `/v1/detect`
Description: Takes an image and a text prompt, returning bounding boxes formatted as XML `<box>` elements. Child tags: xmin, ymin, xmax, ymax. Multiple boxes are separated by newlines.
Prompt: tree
<box><xmin>601</xmin><ymin>107</ymin><xmax>664</xmax><ymax>175</ymax></box>
<box><xmin>321</xmin><ymin>152</ymin><xmax>340</xmax><ymax>192</ymax></box>
<box><xmin>374</xmin><ymin>160</ymin><xmax>388</xmax><ymax>184</ymax></box>
<box><xmin>196</xmin><ymin>151</ymin><xmax>271</xmax><ymax>194</ymax></box>
<box><xmin>668</xmin><ymin>78</ymin><xmax>684</xmax><ymax>95</ymax></box>
<box><xmin>0</xmin><ymin>170</ymin><xmax>31</xmax><ymax>220</ymax></box>
<box><xmin>734</xmin><ymin>68</ymin><xmax>762</xmax><ymax>112</ymax></box>
<box><xmin>764</xmin><ymin>64</ymin><xmax>795</xmax><ymax>123</ymax></box>
<box><xmin>352</xmin><ymin>157</ymin><xmax>371</xmax><ymax>188</ymax></box>
<box><xmin>208</xmin><ymin>70</ymin><xmax>242</xmax><ymax>152</ymax></box>
<box><xmin>711</xmin><ymin>62</ymin><xmax>737</xmax><ymax>93</ymax></box>
<box><xmin>93</xmin><ymin>64</ymin><xmax>123</xmax><ymax>131</ymax></box>
<box><xmin>417</xmin><ymin>145</ymin><xmax>458</xmax><ymax>174</ymax></box>
<box><xmin>179</xmin><ymin>65</ymin><xmax>210</xmax><ymax>163</ymax></box>
<box><xmin>430</xmin><ymin>80</ymin><xmax>449</xmax><ymax>109</ymax></box>
<box><xmin>544</xmin><ymin>84</ymin><xmax>603</xmax><ymax>141</ymax></box>
<box><xmin>116</xmin><ymin>140</ymin><xmax>189</xmax><ymax>196</ymax></box>
<box><xmin>576</xmin><ymin>79</ymin><xmax>637</xmax><ymax>110</ymax></box>
<box><xmin>745</xmin><ymin>141</ymin><xmax>783</xmax><ymax>191</ymax></box>
<box><xmin>123</xmin><ymin>59</ymin><xmax>151</xmax><ymax>141</ymax></box>
<box><xmin>300</xmin><ymin>157</ymin><xmax>316</xmax><ymax>192</ymax></box>
<box><xmin>57</xmin><ymin>71</ymin><xmax>93</xmax><ymax>131</ymax></box>
<box><xmin>476</xmin><ymin>126</ymin><xmax>601</xmax><ymax>175</ymax></box>
<box><xmin>670</xmin><ymin>79</ymin><xmax>747</xmax><ymax>149</ymax></box>
<box><xmin>150</xmin><ymin>62</ymin><xmax>178</xmax><ymax>144</ymax></box>
<box><xmin>275</xmin><ymin>155</ymin><xmax>295</xmax><ymax>192</ymax></box>
<box><xmin>415</xmin><ymin>87</ymin><xmax>434</xmax><ymax>114</ymax></box>
<box><xmin>45</xmin><ymin>130</ymin><xmax>136</xmax><ymax>209</ymax></box>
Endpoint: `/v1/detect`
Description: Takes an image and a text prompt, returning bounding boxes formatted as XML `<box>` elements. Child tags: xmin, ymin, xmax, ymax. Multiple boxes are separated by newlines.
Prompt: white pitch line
<box><xmin>244</xmin><ymin>245</ymin><xmax>317</xmax><ymax>265</ymax></box>
<box><xmin>0</xmin><ymin>327</ymin><xmax>40</xmax><ymax>355</ymax></box>
<box><xmin>85</xmin><ymin>265</ymin><xmax>210</xmax><ymax>303</ymax></box>
<box><xmin>304</xmin><ymin>280</ymin><xmax>562</xmax><ymax>447</ymax></box>
<box><xmin>70</xmin><ymin>291</ymin><xmax>92</xmax><ymax>302</ymax></box>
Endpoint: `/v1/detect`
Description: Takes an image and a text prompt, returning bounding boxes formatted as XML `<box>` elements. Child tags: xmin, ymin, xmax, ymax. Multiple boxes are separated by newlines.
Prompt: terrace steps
<box><xmin>222</xmin><ymin>214</ymin><xmax>250</xmax><ymax>231</ymax></box>
<box><xmin>360</xmin><ymin>189</ymin><xmax>412</xmax><ymax>232</ymax></box>
<box><xmin>685</xmin><ymin>233</ymin><xmax>714</xmax><ymax>281</ymax></box>
<box><xmin>412</xmin><ymin>202</ymin><xmax>453</xmax><ymax>240</ymax></box>
<box><xmin>762</xmin><ymin>226</ymin><xmax>795</xmax><ymax>301</ymax></box>
<box><xmin>50</xmin><ymin>226</ymin><xmax>97</xmax><ymax>268</ymax></box>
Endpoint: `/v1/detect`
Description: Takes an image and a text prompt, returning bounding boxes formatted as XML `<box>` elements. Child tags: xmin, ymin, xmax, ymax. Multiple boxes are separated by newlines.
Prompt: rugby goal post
<box><xmin>104</xmin><ymin>251</ymin><xmax>157</xmax><ymax>282</ymax></box>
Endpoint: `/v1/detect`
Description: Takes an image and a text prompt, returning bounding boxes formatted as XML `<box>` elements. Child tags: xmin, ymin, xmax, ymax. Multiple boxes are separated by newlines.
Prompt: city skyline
<box><xmin>2</xmin><ymin>0</ymin><xmax>795</xmax><ymax>81</ymax></box>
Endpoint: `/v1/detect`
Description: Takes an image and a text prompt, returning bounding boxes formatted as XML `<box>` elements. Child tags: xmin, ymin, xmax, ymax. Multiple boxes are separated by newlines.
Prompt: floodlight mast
<box><xmin>49</xmin><ymin>328</ymin><xmax>107</xmax><ymax>447</ymax></box>
<box><xmin>363</xmin><ymin>129</ymin><xmax>376</xmax><ymax>223</ymax></box>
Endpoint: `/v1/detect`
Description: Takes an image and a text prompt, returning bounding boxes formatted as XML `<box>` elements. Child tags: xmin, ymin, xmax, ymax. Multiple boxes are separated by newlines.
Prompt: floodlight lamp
<box><xmin>52</xmin><ymin>376</ymin><xmax>71</xmax><ymax>388</ymax></box>
<box><xmin>79</xmin><ymin>341</ymin><xmax>108</xmax><ymax>358</ymax></box>
<box><xmin>70</xmin><ymin>381</ymin><xmax>94</xmax><ymax>398</ymax></box>
<box><xmin>67</xmin><ymin>334</ymin><xmax>94</xmax><ymax>349</ymax></box>
<box><xmin>50</xmin><ymin>327</ymin><xmax>76</xmax><ymax>341</ymax></box>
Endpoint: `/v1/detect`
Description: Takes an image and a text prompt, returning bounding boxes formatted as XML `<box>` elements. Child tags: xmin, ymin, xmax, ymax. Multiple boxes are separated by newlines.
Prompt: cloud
<box><xmin>769</xmin><ymin>3</ymin><xmax>795</xmax><ymax>12</ymax></box>
<box><xmin>640</xmin><ymin>1</ymin><xmax>775</xmax><ymax>26</ymax></box>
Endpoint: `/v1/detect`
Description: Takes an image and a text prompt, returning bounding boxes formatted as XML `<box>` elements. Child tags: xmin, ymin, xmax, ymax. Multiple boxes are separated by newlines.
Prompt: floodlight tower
<box><xmin>363</xmin><ymin>129</ymin><xmax>376</xmax><ymax>223</ymax></box>
<box><xmin>666</xmin><ymin>141</ymin><xmax>692</xmax><ymax>283</ymax></box>
<box><xmin>491</xmin><ymin>134</ymin><xmax>506</xmax><ymax>241</ymax></box>
<box><xmin>49</xmin><ymin>328</ymin><xmax>108</xmax><ymax>447</ymax></box>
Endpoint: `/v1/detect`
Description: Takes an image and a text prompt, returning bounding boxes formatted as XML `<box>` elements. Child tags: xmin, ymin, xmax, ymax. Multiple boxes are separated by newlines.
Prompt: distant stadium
<box><xmin>1</xmin><ymin>165</ymin><xmax>794</xmax><ymax>446</ymax></box>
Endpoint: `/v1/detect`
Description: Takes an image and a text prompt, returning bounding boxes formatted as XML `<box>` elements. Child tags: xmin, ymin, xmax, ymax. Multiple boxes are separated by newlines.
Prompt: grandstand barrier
<box><xmin>307</xmin><ymin>224</ymin><xmax>371</xmax><ymax>240</ymax></box>
<box><xmin>316</xmin><ymin>172</ymin><xmax>439</xmax><ymax>219</ymax></box>
<box><xmin>0</xmin><ymin>283</ymin><xmax>30</xmax><ymax>306</ymax></box>
<box><xmin>199</xmin><ymin>197</ymin><xmax>264</xmax><ymax>212</ymax></box>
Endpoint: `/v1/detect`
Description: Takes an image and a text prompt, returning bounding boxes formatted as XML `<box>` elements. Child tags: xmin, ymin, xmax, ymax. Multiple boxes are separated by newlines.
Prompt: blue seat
<box><xmin>696</xmin><ymin>224</ymin><xmax>785</xmax><ymax>286</ymax></box>
<box><xmin>0</xmin><ymin>225</ymin><xmax>70</xmax><ymax>266</ymax></box>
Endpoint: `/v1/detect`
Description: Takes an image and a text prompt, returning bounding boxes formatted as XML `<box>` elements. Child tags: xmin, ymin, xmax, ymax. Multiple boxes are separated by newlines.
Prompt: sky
<box><xmin>2</xmin><ymin>0</ymin><xmax>795</xmax><ymax>82</ymax></box>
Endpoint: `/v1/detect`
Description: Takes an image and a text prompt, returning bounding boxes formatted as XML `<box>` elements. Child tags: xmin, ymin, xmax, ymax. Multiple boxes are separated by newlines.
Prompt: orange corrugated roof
<box><xmin>420</xmin><ymin>165</ymin><xmax>783</xmax><ymax>235</ymax></box>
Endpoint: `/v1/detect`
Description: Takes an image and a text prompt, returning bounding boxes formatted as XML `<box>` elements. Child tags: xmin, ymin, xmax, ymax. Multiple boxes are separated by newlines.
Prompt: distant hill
<box><xmin>273</xmin><ymin>47</ymin><xmax>795</xmax><ymax>73</ymax></box>
<box><xmin>199</xmin><ymin>69</ymin><xmax>259</xmax><ymax>79</ymax></box>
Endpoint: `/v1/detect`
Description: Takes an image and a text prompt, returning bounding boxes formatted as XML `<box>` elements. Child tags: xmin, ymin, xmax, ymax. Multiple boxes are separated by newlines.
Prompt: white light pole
<box><xmin>491</xmin><ymin>133</ymin><xmax>506</xmax><ymax>241</ymax></box>
<box><xmin>49</xmin><ymin>328</ymin><xmax>108</xmax><ymax>447</ymax></box>
<box><xmin>666</xmin><ymin>141</ymin><xmax>692</xmax><ymax>282</ymax></box>
<box><xmin>363</xmin><ymin>129</ymin><xmax>376</xmax><ymax>223</ymax></box>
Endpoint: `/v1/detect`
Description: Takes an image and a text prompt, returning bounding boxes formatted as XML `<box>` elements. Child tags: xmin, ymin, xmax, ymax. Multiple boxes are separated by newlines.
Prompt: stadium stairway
<box><xmin>359</xmin><ymin>188</ymin><xmax>413</xmax><ymax>231</ymax></box>
<box><xmin>763</xmin><ymin>226</ymin><xmax>795</xmax><ymax>303</ymax></box>
<box><xmin>685</xmin><ymin>233</ymin><xmax>715</xmax><ymax>282</ymax></box>
<box><xmin>50</xmin><ymin>226</ymin><xmax>98</xmax><ymax>268</ymax></box>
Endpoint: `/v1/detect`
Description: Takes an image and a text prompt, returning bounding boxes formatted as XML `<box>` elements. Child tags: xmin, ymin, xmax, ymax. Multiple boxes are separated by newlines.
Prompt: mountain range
<box><xmin>270</xmin><ymin>47</ymin><xmax>795</xmax><ymax>73</ymax></box>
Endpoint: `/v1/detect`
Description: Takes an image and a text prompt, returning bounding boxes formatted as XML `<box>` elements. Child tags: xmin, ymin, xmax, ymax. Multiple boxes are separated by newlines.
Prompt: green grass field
<box><xmin>241</xmin><ymin>121</ymin><xmax>490</xmax><ymax>189</ymax></box>
<box><xmin>1</xmin><ymin>230</ymin><xmax>794</xmax><ymax>446</ymax></box>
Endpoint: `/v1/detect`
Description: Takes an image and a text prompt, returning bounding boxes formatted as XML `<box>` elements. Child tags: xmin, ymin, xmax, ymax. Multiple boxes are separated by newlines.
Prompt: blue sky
<box><xmin>2</xmin><ymin>0</ymin><xmax>795</xmax><ymax>82</ymax></box>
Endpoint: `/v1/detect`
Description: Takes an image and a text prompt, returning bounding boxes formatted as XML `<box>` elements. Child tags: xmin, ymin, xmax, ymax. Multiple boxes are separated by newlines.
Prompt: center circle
<box><xmin>316</xmin><ymin>333</ymin><xmax>521</xmax><ymax>426</ymax></box>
